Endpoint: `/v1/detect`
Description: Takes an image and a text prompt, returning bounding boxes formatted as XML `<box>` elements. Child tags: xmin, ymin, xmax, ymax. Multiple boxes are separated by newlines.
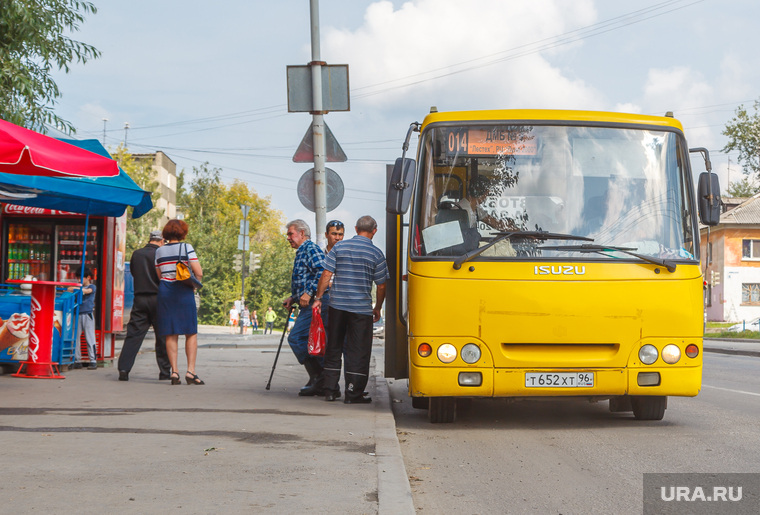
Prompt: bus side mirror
<box><xmin>697</xmin><ymin>172</ymin><xmax>721</xmax><ymax>226</ymax></box>
<box><xmin>387</xmin><ymin>157</ymin><xmax>416</xmax><ymax>214</ymax></box>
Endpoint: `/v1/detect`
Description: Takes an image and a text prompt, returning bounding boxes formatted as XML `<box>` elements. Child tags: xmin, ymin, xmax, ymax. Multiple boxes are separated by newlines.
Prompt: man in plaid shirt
<box><xmin>283</xmin><ymin>219</ymin><xmax>328</xmax><ymax>396</ymax></box>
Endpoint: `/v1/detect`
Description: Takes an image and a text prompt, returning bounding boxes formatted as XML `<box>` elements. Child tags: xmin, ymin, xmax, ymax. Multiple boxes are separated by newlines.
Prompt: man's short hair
<box><xmin>356</xmin><ymin>215</ymin><xmax>377</xmax><ymax>233</ymax></box>
<box><xmin>286</xmin><ymin>219</ymin><xmax>311</xmax><ymax>239</ymax></box>
<box><xmin>149</xmin><ymin>230</ymin><xmax>163</xmax><ymax>241</ymax></box>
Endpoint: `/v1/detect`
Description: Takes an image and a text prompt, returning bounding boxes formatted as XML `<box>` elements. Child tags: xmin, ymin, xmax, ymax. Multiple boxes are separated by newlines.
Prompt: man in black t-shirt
<box><xmin>117</xmin><ymin>231</ymin><xmax>171</xmax><ymax>381</ymax></box>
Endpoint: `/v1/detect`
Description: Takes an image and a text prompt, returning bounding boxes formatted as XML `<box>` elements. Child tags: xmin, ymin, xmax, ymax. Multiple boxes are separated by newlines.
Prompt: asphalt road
<box><xmin>388</xmin><ymin>352</ymin><xmax>760</xmax><ymax>514</ymax></box>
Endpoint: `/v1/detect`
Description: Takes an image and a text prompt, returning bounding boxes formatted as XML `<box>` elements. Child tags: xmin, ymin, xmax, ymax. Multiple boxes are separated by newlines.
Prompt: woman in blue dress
<box><xmin>154</xmin><ymin>219</ymin><xmax>205</xmax><ymax>385</ymax></box>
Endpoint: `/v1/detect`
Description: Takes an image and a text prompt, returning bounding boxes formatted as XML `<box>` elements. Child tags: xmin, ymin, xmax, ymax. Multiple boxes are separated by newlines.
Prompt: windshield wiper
<box><xmin>537</xmin><ymin>243</ymin><xmax>678</xmax><ymax>273</ymax></box>
<box><xmin>452</xmin><ymin>231</ymin><xmax>593</xmax><ymax>270</ymax></box>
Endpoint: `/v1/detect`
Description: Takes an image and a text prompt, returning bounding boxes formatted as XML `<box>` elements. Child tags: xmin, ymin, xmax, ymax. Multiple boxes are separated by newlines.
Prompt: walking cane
<box><xmin>265</xmin><ymin>305</ymin><xmax>296</xmax><ymax>390</ymax></box>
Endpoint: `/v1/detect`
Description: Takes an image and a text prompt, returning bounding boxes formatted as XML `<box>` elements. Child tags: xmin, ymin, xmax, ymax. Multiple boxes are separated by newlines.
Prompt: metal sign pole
<box><xmin>310</xmin><ymin>0</ymin><xmax>327</xmax><ymax>247</ymax></box>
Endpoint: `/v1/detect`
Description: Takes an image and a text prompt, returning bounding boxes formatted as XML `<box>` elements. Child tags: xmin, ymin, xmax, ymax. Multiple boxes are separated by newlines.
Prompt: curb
<box><xmin>374</xmin><ymin>372</ymin><xmax>415</xmax><ymax>515</ymax></box>
<box><xmin>703</xmin><ymin>346</ymin><xmax>760</xmax><ymax>358</ymax></box>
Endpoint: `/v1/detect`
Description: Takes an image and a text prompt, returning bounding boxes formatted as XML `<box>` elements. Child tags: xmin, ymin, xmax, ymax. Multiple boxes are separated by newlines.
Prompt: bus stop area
<box><xmin>0</xmin><ymin>326</ymin><xmax>414</xmax><ymax>514</ymax></box>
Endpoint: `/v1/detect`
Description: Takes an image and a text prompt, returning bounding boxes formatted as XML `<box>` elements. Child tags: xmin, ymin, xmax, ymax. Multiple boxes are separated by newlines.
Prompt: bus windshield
<box><xmin>413</xmin><ymin>124</ymin><xmax>697</xmax><ymax>262</ymax></box>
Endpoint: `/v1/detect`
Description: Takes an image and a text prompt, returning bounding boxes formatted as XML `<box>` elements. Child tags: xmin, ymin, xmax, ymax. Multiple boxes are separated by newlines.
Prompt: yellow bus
<box><xmin>385</xmin><ymin>109</ymin><xmax>721</xmax><ymax>423</ymax></box>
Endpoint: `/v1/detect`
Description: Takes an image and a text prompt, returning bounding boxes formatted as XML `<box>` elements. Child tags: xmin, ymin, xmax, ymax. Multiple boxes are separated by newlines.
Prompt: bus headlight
<box><xmin>460</xmin><ymin>344</ymin><xmax>481</xmax><ymax>364</ymax></box>
<box><xmin>418</xmin><ymin>343</ymin><xmax>432</xmax><ymax>357</ymax></box>
<box><xmin>661</xmin><ymin>344</ymin><xmax>681</xmax><ymax>364</ymax></box>
<box><xmin>437</xmin><ymin>344</ymin><xmax>457</xmax><ymax>363</ymax></box>
<box><xmin>685</xmin><ymin>344</ymin><xmax>699</xmax><ymax>358</ymax></box>
<box><xmin>639</xmin><ymin>344</ymin><xmax>658</xmax><ymax>365</ymax></box>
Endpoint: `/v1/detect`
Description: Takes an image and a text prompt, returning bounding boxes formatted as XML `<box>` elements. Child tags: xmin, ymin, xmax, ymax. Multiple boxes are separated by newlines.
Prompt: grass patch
<box><xmin>708</xmin><ymin>330</ymin><xmax>760</xmax><ymax>339</ymax></box>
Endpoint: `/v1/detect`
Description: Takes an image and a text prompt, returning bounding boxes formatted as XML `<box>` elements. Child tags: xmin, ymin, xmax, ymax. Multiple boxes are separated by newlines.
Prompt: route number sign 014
<box><xmin>525</xmin><ymin>372</ymin><xmax>594</xmax><ymax>388</ymax></box>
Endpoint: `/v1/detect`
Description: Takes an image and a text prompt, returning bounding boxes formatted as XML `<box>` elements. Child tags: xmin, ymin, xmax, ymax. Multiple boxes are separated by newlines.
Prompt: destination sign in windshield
<box><xmin>445</xmin><ymin>127</ymin><xmax>538</xmax><ymax>156</ymax></box>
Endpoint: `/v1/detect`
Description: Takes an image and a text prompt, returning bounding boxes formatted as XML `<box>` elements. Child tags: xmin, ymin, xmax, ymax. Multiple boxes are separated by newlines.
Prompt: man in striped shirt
<box><xmin>313</xmin><ymin>215</ymin><xmax>388</xmax><ymax>404</ymax></box>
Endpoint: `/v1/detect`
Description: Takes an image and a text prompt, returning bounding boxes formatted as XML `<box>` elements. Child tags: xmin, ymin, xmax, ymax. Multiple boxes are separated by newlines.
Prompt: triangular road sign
<box><xmin>293</xmin><ymin>122</ymin><xmax>347</xmax><ymax>163</ymax></box>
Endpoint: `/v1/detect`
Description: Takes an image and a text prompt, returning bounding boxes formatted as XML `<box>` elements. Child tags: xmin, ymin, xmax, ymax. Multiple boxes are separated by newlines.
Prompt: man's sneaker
<box><xmin>118</xmin><ymin>370</ymin><xmax>129</xmax><ymax>381</ymax></box>
<box><xmin>87</xmin><ymin>362</ymin><xmax>98</xmax><ymax>370</ymax></box>
<box><xmin>71</xmin><ymin>362</ymin><xmax>83</xmax><ymax>369</ymax></box>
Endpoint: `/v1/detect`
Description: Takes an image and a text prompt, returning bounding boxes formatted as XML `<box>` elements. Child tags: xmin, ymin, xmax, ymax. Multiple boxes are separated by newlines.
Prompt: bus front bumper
<box><xmin>408</xmin><ymin>363</ymin><xmax>702</xmax><ymax>398</ymax></box>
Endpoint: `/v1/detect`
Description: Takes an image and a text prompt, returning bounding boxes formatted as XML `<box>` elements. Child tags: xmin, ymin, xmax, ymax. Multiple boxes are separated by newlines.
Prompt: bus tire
<box><xmin>428</xmin><ymin>397</ymin><xmax>456</xmax><ymax>423</ymax></box>
<box><xmin>631</xmin><ymin>395</ymin><xmax>667</xmax><ymax>420</ymax></box>
<box><xmin>411</xmin><ymin>397</ymin><xmax>429</xmax><ymax>410</ymax></box>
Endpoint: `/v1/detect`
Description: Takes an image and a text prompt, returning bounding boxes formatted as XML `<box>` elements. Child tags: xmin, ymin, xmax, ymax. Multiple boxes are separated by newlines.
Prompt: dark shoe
<box><xmin>344</xmin><ymin>396</ymin><xmax>372</xmax><ymax>404</ymax></box>
<box><xmin>324</xmin><ymin>391</ymin><xmax>342</xmax><ymax>402</ymax></box>
<box><xmin>298</xmin><ymin>383</ymin><xmax>324</xmax><ymax>397</ymax></box>
<box><xmin>118</xmin><ymin>370</ymin><xmax>129</xmax><ymax>381</ymax></box>
<box><xmin>185</xmin><ymin>372</ymin><xmax>205</xmax><ymax>385</ymax></box>
<box><xmin>71</xmin><ymin>362</ymin><xmax>83</xmax><ymax>369</ymax></box>
<box><xmin>87</xmin><ymin>362</ymin><xmax>98</xmax><ymax>370</ymax></box>
<box><xmin>158</xmin><ymin>372</ymin><xmax>171</xmax><ymax>381</ymax></box>
<box><xmin>170</xmin><ymin>371</ymin><xmax>181</xmax><ymax>385</ymax></box>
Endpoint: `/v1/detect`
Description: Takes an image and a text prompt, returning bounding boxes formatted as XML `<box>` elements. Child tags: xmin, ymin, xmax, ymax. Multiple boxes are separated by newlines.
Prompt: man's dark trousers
<box><xmin>117</xmin><ymin>294</ymin><xmax>170</xmax><ymax>377</ymax></box>
<box><xmin>322</xmin><ymin>306</ymin><xmax>373</xmax><ymax>400</ymax></box>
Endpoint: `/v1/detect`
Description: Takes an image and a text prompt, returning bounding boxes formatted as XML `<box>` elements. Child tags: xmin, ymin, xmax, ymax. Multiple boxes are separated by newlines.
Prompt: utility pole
<box><xmin>310</xmin><ymin>0</ymin><xmax>327</xmax><ymax>247</ymax></box>
<box><xmin>124</xmin><ymin>122</ymin><xmax>130</xmax><ymax>148</ymax></box>
<box><xmin>238</xmin><ymin>205</ymin><xmax>251</xmax><ymax>334</ymax></box>
<box><xmin>102</xmin><ymin>118</ymin><xmax>108</xmax><ymax>146</ymax></box>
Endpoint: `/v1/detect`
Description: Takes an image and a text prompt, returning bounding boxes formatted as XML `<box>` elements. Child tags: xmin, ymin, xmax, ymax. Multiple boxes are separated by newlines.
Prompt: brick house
<box><xmin>701</xmin><ymin>195</ymin><xmax>760</xmax><ymax>322</ymax></box>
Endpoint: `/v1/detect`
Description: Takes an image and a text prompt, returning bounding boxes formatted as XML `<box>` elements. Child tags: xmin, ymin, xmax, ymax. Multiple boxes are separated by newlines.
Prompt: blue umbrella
<box><xmin>0</xmin><ymin>139</ymin><xmax>152</xmax><ymax>218</ymax></box>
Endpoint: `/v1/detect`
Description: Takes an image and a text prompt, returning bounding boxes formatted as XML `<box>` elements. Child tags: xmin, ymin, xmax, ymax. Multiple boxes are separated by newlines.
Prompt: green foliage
<box><xmin>725</xmin><ymin>176</ymin><xmax>759</xmax><ymax>198</ymax></box>
<box><xmin>722</xmin><ymin>100</ymin><xmax>760</xmax><ymax>179</ymax></box>
<box><xmin>178</xmin><ymin>163</ymin><xmax>294</xmax><ymax>326</ymax></box>
<box><xmin>111</xmin><ymin>146</ymin><xmax>165</xmax><ymax>256</ymax></box>
<box><xmin>0</xmin><ymin>0</ymin><xmax>100</xmax><ymax>132</ymax></box>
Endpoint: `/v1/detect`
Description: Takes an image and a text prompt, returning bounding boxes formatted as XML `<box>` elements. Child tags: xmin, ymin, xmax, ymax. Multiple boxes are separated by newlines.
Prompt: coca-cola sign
<box><xmin>2</xmin><ymin>204</ymin><xmax>79</xmax><ymax>216</ymax></box>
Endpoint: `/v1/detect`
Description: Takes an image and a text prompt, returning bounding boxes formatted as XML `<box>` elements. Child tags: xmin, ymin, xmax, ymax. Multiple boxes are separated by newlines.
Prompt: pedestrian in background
<box><xmin>241</xmin><ymin>304</ymin><xmax>250</xmax><ymax>334</ymax></box>
<box><xmin>68</xmin><ymin>267</ymin><xmax>98</xmax><ymax>370</ymax></box>
<box><xmin>117</xmin><ymin>231</ymin><xmax>172</xmax><ymax>381</ymax></box>
<box><xmin>283</xmin><ymin>219</ymin><xmax>328</xmax><ymax>397</ymax></box>
<box><xmin>229</xmin><ymin>305</ymin><xmax>239</xmax><ymax>334</ymax></box>
<box><xmin>251</xmin><ymin>310</ymin><xmax>258</xmax><ymax>332</ymax></box>
<box><xmin>313</xmin><ymin>215</ymin><xmax>388</xmax><ymax>404</ymax></box>
<box><xmin>264</xmin><ymin>307</ymin><xmax>276</xmax><ymax>334</ymax></box>
<box><xmin>155</xmin><ymin>219</ymin><xmax>204</xmax><ymax>385</ymax></box>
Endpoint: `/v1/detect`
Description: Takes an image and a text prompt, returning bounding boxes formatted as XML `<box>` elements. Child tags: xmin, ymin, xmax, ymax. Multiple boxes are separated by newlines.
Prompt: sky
<box><xmin>49</xmin><ymin>0</ymin><xmax>760</xmax><ymax>251</ymax></box>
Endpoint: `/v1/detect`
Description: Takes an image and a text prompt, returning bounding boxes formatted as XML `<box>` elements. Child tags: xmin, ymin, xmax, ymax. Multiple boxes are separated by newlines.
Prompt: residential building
<box><xmin>700</xmin><ymin>194</ymin><xmax>760</xmax><ymax>322</ymax></box>
<box><xmin>131</xmin><ymin>151</ymin><xmax>177</xmax><ymax>225</ymax></box>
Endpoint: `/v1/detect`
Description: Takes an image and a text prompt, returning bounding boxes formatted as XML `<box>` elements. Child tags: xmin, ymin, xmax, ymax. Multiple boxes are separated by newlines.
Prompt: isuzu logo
<box><xmin>534</xmin><ymin>265</ymin><xmax>586</xmax><ymax>275</ymax></box>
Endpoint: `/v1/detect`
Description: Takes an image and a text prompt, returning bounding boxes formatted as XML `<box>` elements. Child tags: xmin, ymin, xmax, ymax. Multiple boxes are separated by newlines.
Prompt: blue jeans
<box><xmin>287</xmin><ymin>303</ymin><xmax>328</xmax><ymax>365</ymax></box>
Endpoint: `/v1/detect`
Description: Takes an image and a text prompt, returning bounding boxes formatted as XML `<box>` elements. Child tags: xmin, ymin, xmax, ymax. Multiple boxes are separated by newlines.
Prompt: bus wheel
<box><xmin>428</xmin><ymin>397</ymin><xmax>456</xmax><ymax>423</ymax></box>
<box><xmin>631</xmin><ymin>396</ymin><xmax>667</xmax><ymax>420</ymax></box>
<box><xmin>411</xmin><ymin>397</ymin><xmax>429</xmax><ymax>410</ymax></box>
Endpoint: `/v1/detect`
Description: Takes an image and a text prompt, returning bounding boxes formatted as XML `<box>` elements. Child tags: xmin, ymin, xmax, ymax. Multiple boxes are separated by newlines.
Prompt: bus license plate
<box><xmin>525</xmin><ymin>372</ymin><xmax>594</xmax><ymax>388</ymax></box>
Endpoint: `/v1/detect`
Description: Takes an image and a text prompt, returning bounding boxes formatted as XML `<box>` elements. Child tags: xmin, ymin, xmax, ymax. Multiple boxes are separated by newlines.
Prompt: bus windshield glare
<box><xmin>413</xmin><ymin>124</ymin><xmax>697</xmax><ymax>261</ymax></box>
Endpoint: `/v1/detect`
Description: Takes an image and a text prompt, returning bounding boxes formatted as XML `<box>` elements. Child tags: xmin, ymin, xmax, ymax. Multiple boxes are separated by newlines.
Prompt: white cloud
<box><xmin>323</xmin><ymin>0</ymin><xmax>602</xmax><ymax>113</ymax></box>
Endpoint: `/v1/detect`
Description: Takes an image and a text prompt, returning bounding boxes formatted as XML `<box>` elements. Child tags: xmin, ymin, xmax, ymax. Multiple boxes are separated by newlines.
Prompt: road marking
<box><xmin>702</xmin><ymin>384</ymin><xmax>760</xmax><ymax>397</ymax></box>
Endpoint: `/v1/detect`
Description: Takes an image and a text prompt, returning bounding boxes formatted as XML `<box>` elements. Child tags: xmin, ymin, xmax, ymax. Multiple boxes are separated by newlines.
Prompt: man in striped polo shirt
<box><xmin>313</xmin><ymin>215</ymin><xmax>388</xmax><ymax>404</ymax></box>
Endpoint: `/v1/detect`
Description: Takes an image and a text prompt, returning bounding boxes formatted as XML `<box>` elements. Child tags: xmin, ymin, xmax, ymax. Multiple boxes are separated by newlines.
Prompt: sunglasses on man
<box><xmin>326</xmin><ymin>220</ymin><xmax>344</xmax><ymax>229</ymax></box>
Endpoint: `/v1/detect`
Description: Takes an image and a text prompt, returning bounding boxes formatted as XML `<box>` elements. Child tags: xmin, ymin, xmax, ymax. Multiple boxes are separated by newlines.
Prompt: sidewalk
<box><xmin>0</xmin><ymin>326</ymin><xmax>414</xmax><ymax>515</ymax></box>
<box><xmin>703</xmin><ymin>337</ymin><xmax>760</xmax><ymax>358</ymax></box>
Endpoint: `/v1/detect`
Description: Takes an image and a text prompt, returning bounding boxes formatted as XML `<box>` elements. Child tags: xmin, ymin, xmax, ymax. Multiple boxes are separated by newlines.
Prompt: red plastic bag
<box><xmin>307</xmin><ymin>306</ymin><xmax>326</xmax><ymax>356</ymax></box>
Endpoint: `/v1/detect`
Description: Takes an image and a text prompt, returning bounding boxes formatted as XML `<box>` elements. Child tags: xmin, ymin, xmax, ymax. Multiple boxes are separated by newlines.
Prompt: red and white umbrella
<box><xmin>0</xmin><ymin>119</ymin><xmax>119</xmax><ymax>178</ymax></box>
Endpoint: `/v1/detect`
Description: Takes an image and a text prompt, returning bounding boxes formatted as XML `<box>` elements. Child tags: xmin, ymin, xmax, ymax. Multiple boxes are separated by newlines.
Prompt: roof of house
<box><xmin>719</xmin><ymin>193</ymin><xmax>760</xmax><ymax>224</ymax></box>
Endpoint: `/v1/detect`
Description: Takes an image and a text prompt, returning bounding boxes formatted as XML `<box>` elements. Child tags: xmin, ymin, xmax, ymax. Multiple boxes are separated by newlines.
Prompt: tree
<box><xmin>726</xmin><ymin>176</ymin><xmax>759</xmax><ymax>198</ymax></box>
<box><xmin>178</xmin><ymin>163</ymin><xmax>293</xmax><ymax>326</ymax></box>
<box><xmin>722</xmin><ymin>100</ymin><xmax>760</xmax><ymax>179</ymax></box>
<box><xmin>0</xmin><ymin>0</ymin><xmax>100</xmax><ymax>132</ymax></box>
<box><xmin>111</xmin><ymin>146</ymin><xmax>166</xmax><ymax>256</ymax></box>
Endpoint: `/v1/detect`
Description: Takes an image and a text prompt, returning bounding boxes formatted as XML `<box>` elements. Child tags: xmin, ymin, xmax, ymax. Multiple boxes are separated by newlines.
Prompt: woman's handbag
<box><xmin>307</xmin><ymin>306</ymin><xmax>326</xmax><ymax>356</ymax></box>
<box><xmin>176</xmin><ymin>243</ymin><xmax>203</xmax><ymax>290</ymax></box>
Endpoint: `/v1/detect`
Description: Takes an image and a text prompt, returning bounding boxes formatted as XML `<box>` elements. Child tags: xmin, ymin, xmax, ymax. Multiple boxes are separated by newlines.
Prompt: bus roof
<box><xmin>421</xmin><ymin>109</ymin><xmax>685</xmax><ymax>132</ymax></box>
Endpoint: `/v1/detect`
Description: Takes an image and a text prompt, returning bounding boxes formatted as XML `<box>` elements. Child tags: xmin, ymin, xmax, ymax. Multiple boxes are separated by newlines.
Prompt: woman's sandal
<box><xmin>185</xmin><ymin>372</ymin><xmax>205</xmax><ymax>385</ymax></box>
<box><xmin>170</xmin><ymin>371</ymin><xmax>181</xmax><ymax>385</ymax></box>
